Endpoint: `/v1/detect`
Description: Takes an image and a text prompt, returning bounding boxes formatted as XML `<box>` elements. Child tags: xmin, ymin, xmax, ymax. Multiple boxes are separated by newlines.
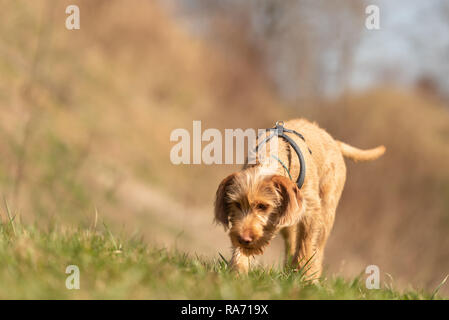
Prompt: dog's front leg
<box><xmin>281</xmin><ymin>225</ymin><xmax>297</xmax><ymax>267</ymax></box>
<box><xmin>229</xmin><ymin>247</ymin><xmax>250</xmax><ymax>274</ymax></box>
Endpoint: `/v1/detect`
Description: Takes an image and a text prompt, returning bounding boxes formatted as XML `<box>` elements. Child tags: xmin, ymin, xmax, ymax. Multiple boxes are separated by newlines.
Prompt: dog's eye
<box><xmin>256</xmin><ymin>203</ymin><xmax>268</xmax><ymax>211</ymax></box>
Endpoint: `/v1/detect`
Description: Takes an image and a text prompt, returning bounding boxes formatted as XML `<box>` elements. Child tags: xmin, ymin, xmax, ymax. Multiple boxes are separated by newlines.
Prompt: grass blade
<box><xmin>218</xmin><ymin>252</ymin><xmax>229</xmax><ymax>265</ymax></box>
<box><xmin>431</xmin><ymin>274</ymin><xmax>448</xmax><ymax>300</ymax></box>
<box><xmin>3</xmin><ymin>198</ymin><xmax>16</xmax><ymax>236</ymax></box>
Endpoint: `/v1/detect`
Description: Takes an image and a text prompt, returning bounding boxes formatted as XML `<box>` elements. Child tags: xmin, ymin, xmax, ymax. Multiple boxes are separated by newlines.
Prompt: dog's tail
<box><xmin>336</xmin><ymin>141</ymin><xmax>386</xmax><ymax>162</ymax></box>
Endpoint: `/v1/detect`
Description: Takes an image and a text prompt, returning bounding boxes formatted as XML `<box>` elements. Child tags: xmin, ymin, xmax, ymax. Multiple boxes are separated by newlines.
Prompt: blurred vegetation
<box><xmin>0</xmin><ymin>0</ymin><xmax>448</xmax><ymax>296</ymax></box>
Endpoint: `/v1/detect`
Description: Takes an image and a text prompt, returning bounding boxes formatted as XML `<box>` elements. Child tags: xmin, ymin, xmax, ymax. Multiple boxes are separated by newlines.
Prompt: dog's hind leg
<box><xmin>318</xmin><ymin>160</ymin><xmax>346</xmax><ymax>234</ymax></box>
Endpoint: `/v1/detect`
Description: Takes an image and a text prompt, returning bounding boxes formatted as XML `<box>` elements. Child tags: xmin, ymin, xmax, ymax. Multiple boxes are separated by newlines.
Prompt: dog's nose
<box><xmin>239</xmin><ymin>234</ymin><xmax>253</xmax><ymax>245</ymax></box>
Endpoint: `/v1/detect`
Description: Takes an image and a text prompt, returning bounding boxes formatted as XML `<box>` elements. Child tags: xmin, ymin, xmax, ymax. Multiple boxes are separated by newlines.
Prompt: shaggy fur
<box><xmin>214</xmin><ymin>118</ymin><xmax>385</xmax><ymax>279</ymax></box>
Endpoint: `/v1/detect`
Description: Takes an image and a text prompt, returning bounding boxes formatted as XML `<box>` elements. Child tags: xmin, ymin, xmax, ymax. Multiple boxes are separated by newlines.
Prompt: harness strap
<box><xmin>255</xmin><ymin>121</ymin><xmax>311</xmax><ymax>189</ymax></box>
<box><xmin>270</xmin><ymin>154</ymin><xmax>293</xmax><ymax>181</ymax></box>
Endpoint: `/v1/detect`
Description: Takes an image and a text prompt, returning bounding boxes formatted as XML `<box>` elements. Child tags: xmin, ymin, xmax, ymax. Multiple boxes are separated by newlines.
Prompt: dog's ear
<box><xmin>272</xmin><ymin>175</ymin><xmax>302</xmax><ymax>226</ymax></box>
<box><xmin>214</xmin><ymin>173</ymin><xmax>237</xmax><ymax>230</ymax></box>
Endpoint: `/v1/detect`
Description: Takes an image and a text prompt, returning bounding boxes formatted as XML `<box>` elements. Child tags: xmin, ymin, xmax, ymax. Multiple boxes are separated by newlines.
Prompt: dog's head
<box><xmin>214</xmin><ymin>168</ymin><xmax>303</xmax><ymax>255</ymax></box>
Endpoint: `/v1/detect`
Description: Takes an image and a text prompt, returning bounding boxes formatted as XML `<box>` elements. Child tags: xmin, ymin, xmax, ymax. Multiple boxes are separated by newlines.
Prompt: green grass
<box><xmin>0</xmin><ymin>221</ymin><xmax>444</xmax><ymax>300</ymax></box>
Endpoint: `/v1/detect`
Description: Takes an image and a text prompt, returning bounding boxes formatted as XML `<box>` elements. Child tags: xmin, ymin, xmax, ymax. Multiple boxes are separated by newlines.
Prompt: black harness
<box><xmin>255</xmin><ymin>121</ymin><xmax>311</xmax><ymax>189</ymax></box>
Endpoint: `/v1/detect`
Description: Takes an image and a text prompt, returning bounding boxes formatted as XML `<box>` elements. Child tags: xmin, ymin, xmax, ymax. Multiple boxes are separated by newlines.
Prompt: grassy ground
<box><xmin>0</xmin><ymin>220</ymin><xmax>444</xmax><ymax>300</ymax></box>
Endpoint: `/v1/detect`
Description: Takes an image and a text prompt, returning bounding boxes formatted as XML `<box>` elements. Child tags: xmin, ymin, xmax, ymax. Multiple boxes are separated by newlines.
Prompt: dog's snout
<box><xmin>238</xmin><ymin>233</ymin><xmax>253</xmax><ymax>245</ymax></box>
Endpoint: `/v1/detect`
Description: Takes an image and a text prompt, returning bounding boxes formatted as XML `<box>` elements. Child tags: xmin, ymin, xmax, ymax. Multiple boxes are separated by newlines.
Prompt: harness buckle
<box><xmin>275</xmin><ymin>120</ymin><xmax>285</xmax><ymax>134</ymax></box>
<box><xmin>275</xmin><ymin>120</ymin><xmax>284</xmax><ymax>126</ymax></box>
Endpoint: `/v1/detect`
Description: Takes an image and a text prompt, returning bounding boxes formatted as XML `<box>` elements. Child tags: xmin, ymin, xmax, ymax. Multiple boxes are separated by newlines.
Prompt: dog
<box><xmin>214</xmin><ymin>118</ymin><xmax>385</xmax><ymax>279</ymax></box>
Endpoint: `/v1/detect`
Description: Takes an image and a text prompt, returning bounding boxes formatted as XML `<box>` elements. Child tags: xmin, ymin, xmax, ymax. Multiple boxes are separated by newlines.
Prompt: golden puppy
<box><xmin>214</xmin><ymin>118</ymin><xmax>385</xmax><ymax>279</ymax></box>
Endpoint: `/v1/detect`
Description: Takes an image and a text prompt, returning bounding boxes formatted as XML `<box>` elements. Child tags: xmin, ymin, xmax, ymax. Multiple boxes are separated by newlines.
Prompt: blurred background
<box><xmin>1</xmin><ymin>0</ymin><xmax>448</xmax><ymax>293</ymax></box>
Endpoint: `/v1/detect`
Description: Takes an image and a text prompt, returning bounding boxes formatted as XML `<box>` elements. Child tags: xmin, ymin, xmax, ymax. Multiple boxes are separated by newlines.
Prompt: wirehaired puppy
<box><xmin>214</xmin><ymin>118</ymin><xmax>385</xmax><ymax>279</ymax></box>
